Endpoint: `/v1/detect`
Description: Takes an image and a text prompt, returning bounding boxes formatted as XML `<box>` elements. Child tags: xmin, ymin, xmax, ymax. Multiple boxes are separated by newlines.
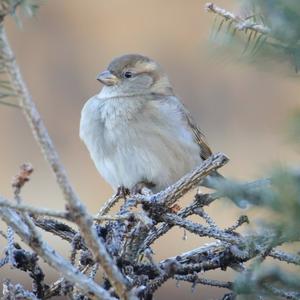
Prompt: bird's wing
<box><xmin>180</xmin><ymin>104</ymin><xmax>213</xmax><ymax>160</ymax></box>
<box><xmin>166</xmin><ymin>96</ymin><xmax>213</xmax><ymax>161</ymax></box>
<box><xmin>183</xmin><ymin>108</ymin><xmax>213</xmax><ymax>160</ymax></box>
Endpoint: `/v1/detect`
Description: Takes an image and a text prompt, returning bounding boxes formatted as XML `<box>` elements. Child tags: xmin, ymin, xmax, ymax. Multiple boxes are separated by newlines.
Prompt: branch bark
<box><xmin>0</xmin><ymin>207</ymin><xmax>116</xmax><ymax>300</ymax></box>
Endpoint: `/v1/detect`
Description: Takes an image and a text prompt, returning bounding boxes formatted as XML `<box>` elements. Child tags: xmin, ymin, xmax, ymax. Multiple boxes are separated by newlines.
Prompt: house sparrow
<box><xmin>80</xmin><ymin>54</ymin><xmax>217</xmax><ymax>193</ymax></box>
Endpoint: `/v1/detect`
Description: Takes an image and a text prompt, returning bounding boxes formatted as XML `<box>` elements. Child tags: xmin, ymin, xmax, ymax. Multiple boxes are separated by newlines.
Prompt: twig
<box><xmin>175</xmin><ymin>274</ymin><xmax>233</xmax><ymax>289</ymax></box>
<box><xmin>33</xmin><ymin>217</ymin><xmax>79</xmax><ymax>245</ymax></box>
<box><xmin>264</xmin><ymin>284</ymin><xmax>300</xmax><ymax>300</ymax></box>
<box><xmin>194</xmin><ymin>207</ymin><xmax>218</xmax><ymax>228</ymax></box>
<box><xmin>94</xmin><ymin>214</ymin><xmax>137</xmax><ymax>223</ymax></box>
<box><xmin>96</xmin><ymin>192</ymin><xmax>124</xmax><ymax>218</ymax></box>
<box><xmin>0</xmin><ymin>26</ymin><xmax>129</xmax><ymax>299</ymax></box>
<box><xmin>3</xmin><ymin>280</ymin><xmax>39</xmax><ymax>300</ymax></box>
<box><xmin>44</xmin><ymin>278</ymin><xmax>64</xmax><ymax>299</ymax></box>
<box><xmin>0</xmin><ymin>196</ymin><xmax>134</xmax><ymax>223</ymax></box>
<box><xmin>7</xmin><ymin>225</ymin><xmax>15</xmax><ymax>265</ymax></box>
<box><xmin>140</xmin><ymin>192</ymin><xmax>217</xmax><ymax>251</ymax></box>
<box><xmin>0</xmin><ymin>196</ymin><xmax>69</xmax><ymax>219</ymax></box>
<box><xmin>160</xmin><ymin>241</ymin><xmax>251</xmax><ymax>273</ymax></box>
<box><xmin>0</xmin><ymin>207</ymin><xmax>117</xmax><ymax>300</ymax></box>
<box><xmin>162</xmin><ymin>213</ymin><xmax>240</xmax><ymax>244</ymax></box>
<box><xmin>225</xmin><ymin>215</ymin><xmax>249</xmax><ymax>233</ymax></box>
<box><xmin>269</xmin><ymin>249</ymin><xmax>300</xmax><ymax>266</ymax></box>
<box><xmin>205</xmin><ymin>2</ymin><xmax>270</xmax><ymax>35</ymax></box>
<box><xmin>0</xmin><ymin>255</ymin><xmax>8</xmax><ymax>268</ymax></box>
<box><xmin>155</xmin><ymin>152</ymin><xmax>229</xmax><ymax>206</ymax></box>
<box><xmin>141</xmin><ymin>178</ymin><xmax>269</xmax><ymax>251</ymax></box>
<box><xmin>90</xmin><ymin>263</ymin><xmax>100</xmax><ymax>280</ymax></box>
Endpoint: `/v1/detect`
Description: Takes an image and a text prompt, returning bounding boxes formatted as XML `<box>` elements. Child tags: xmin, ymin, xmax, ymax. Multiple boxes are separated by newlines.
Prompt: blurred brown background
<box><xmin>1</xmin><ymin>0</ymin><xmax>299</xmax><ymax>298</ymax></box>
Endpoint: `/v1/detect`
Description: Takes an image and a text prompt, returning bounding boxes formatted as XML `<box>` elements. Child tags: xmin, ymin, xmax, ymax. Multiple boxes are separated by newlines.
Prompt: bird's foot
<box><xmin>131</xmin><ymin>181</ymin><xmax>155</xmax><ymax>195</ymax></box>
<box><xmin>116</xmin><ymin>186</ymin><xmax>130</xmax><ymax>199</ymax></box>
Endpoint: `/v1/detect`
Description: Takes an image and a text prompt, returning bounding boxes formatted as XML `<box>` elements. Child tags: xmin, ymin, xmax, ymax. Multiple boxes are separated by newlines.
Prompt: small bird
<box><xmin>80</xmin><ymin>54</ymin><xmax>217</xmax><ymax>193</ymax></box>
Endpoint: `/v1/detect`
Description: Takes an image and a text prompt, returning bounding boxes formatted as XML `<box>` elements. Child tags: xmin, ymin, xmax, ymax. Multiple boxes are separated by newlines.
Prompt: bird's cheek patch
<box><xmin>132</xmin><ymin>73</ymin><xmax>154</xmax><ymax>89</ymax></box>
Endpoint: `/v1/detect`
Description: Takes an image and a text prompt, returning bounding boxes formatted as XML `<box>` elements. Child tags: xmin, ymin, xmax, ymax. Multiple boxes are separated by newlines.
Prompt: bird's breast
<box><xmin>80</xmin><ymin>95</ymin><xmax>147</xmax><ymax>157</ymax></box>
<box><xmin>80</xmin><ymin>95</ymin><xmax>202</xmax><ymax>191</ymax></box>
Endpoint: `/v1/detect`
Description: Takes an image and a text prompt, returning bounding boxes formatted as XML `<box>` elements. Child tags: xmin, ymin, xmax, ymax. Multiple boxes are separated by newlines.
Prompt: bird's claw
<box><xmin>116</xmin><ymin>186</ymin><xmax>130</xmax><ymax>198</ymax></box>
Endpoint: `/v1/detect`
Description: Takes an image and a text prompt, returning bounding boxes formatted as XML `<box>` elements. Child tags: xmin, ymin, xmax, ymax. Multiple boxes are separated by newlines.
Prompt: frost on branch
<box><xmin>206</xmin><ymin>1</ymin><xmax>300</xmax><ymax>73</ymax></box>
<box><xmin>1</xmin><ymin>154</ymin><xmax>300</xmax><ymax>300</ymax></box>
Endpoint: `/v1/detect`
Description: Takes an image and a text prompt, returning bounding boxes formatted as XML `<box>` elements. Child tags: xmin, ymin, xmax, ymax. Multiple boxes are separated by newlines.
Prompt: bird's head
<box><xmin>96</xmin><ymin>54</ymin><xmax>173</xmax><ymax>97</ymax></box>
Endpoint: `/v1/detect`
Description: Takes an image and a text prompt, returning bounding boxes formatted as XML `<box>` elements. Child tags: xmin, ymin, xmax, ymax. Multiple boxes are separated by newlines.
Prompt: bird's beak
<box><xmin>96</xmin><ymin>70</ymin><xmax>118</xmax><ymax>86</ymax></box>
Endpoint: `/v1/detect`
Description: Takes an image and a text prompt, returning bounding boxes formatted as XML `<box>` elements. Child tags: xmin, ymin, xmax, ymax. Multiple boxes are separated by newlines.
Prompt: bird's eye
<box><xmin>123</xmin><ymin>71</ymin><xmax>133</xmax><ymax>79</ymax></box>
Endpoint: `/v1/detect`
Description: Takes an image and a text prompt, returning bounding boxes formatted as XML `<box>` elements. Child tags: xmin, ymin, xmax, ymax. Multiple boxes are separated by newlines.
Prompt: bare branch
<box><xmin>175</xmin><ymin>274</ymin><xmax>233</xmax><ymax>290</ymax></box>
<box><xmin>141</xmin><ymin>178</ymin><xmax>269</xmax><ymax>250</ymax></box>
<box><xmin>269</xmin><ymin>249</ymin><xmax>300</xmax><ymax>266</ymax></box>
<box><xmin>0</xmin><ymin>26</ymin><xmax>129</xmax><ymax>299</ymax></box>
<box><xmin>3</xmin><ymin>280</ymin><xmax>39</xmax><ymax>300</ymax></box>
<box><xmin>205</xmin><ymin>2</ymin><xmax>271</xmax><ymax>35</ymax></box>
<box><xmin>33</xmin><ymin>217</ymin><xmax>79</xmax><ymax>244</ymax></box>
<box><xmin>96</xmin><ymin>192</ymin><xmax>125</xmax><ymax>218</ymax></box>
<box><xmin>162</xmin><ymin>213</ymin><xmax>240</xmax><ymax>244</ymax></box>
<box><xmin>0</xmin><ymin>196</ymin><xmax>69</xmax><ymax>219</ymax></box>
<box><xmin>0</xmin><ymin>207</ymin><xmax>117</xmax><ymax>300</ymax></box>
<box><xmin>155</xmin><ymin>152</ymin><xmax>229</xmax><ymax>206</ymax></box>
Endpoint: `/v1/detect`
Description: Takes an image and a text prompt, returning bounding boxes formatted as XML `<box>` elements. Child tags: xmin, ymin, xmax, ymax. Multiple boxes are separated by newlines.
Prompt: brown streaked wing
<box><xmin>182</xmin><ymin>107</ymin><xmax>213</xmax><ymax>160</ymax></box>
<box><xmin>171</xmin><ymin>96</ymin><xmax>213</xmax><ymax>160</ymax></box>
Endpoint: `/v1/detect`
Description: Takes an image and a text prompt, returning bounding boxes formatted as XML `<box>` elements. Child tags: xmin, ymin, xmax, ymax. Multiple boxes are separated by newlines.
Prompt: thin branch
<box><xmin>0</xmin><ymin>196</ymin><xmax>69</xmax><ymax>219</ymax></box>
<box><xmin>175</xmin><ymin>274</ymin><xmax>233</xmax><ymax>290</ymax></box>
<box><xmin>194</xmin><ymin>207</ymin><xmax>218</xmax><ymax>228</ymax></box>
<box><xmin>0</xmin><ymin>26</ymin><xmax>129</xmax><ymax>299</ymax></box>
<box><xmin>141</xmin><ymin>178</ymin><xmax>269</xmax><ymax>251</ymax></box>
<box><xmin>269</xmin><ymin>249</ymin><xmax>300</xmax><ymax>266</ymax></box>
<box><xmin>205</xmin><ymin>2</ymin><xmax>271</xmax><ymax>35</ymax></box>
<box><xmin>151</xmin><ymin>152</ymin><xmax>229</xmax><ymax>207</ymax></box>
<box><xmin>3</xmin><ymin>280</ymin><xmax>40</xmax><ymax>300</ymax></box>
<box><xmin>43</xmin><ymin>278</ymin><xmax>64</xmax><ymax>299</ymax></box>
<box><xmin>0</xmin><ymin>195</ymin><xmax>132</xmax><ymax>224</ymax></box>
<box><xmin>162</xmin><ymin>213</ymin><xmax>240</xmax><ymax>244</ymax></box>
<box><xmin>160</xmin><ymin>241</ymin><xmax>250</xmax><ymax>273</ymax></box>
<box><xmin>96</xmin><ymin>192</ymin><xmax>124</xmax><ymax>218</ymax></box>
<box><xmin>264</xmin><ymin>284</ymin><xmax>300</xmax><ymax>300</ymax></box>
<box><xmin>0</xmin><ymin>254</ymin><xmax>8</xmax><ymax>268</ymax></box>
<box><xmin>225</xmin><ymin>215</ymin><xmax>249</xmax><ymax>233</ymax></box>
<box><xmin>0</xmin><ymin>207</ymin><xmax>117</xmax><ymax>300</ymax></box>
<box><xmin>33</xmin><ymin>217</ymin><xmax>79</xmax><ymax>245</ymax></box>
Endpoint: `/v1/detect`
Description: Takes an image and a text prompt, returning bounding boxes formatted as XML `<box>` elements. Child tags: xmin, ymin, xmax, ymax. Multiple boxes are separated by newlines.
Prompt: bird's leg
<box><xmin>116</xmin><ymin>185</ymin><xmax>130</xmax><ymax>198</ymax></box>
<box><xmin>130</xmin><ymin>181</ymin><xmax>155</xmax><ymax>195</ymax></box>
